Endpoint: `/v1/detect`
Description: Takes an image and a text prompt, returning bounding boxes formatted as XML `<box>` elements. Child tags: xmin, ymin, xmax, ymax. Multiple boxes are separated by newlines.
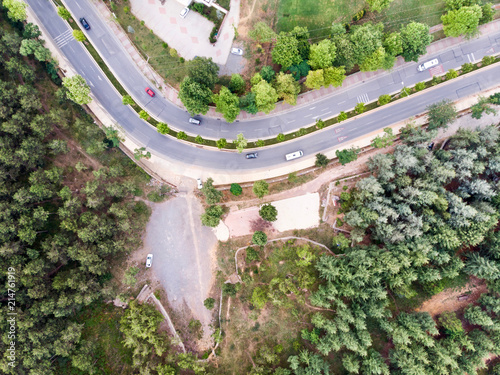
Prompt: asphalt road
<box><xmin>27</xmin><ymin>0</ymin><xmax>500</xmax><ymax>175</ymax></box>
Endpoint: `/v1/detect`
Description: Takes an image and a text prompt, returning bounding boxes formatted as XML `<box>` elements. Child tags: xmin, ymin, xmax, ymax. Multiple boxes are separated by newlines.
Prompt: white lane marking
<box><xmin>320</xmin><ymin>107</ymin><xmax>329</xmax><ymax>112</ymax></box>
<box><xmin>322</xmin><ymin>111</ymin><xmax>332</xmax><ymax>115</ymax></box>
<box><xmin>76</xmin><ymin>2</ymin><xmax>82</xmax><ymax>9</ymax></box>
<box><xmin>309</xmin><ymin>106</ymin><xmax>316</xmax><ymax>110</ymax></box>
<box><xmin>287</xmin><ymin>120</ymin><xmax>295</xmax><ymax>123</ymax></box>
<box><xmin>312</xmin><ymin>115</ymin><xmax>319</xmax><ymax>120</ymax></box>
<box><xmin>304</xmin><ymin>114</ymin><xmax>312</xmax><ymax>117</ymax></box>
<box><xmin>338</xmin><ymin>100</ymin><xmax>346</xmax><ymax>104</ymax></box>
<box><xmin>97</xmin><ymin>76</ymin><xmax>102</xmax><ymax>81</ymax></box>
<box><xmin>88</xmin><ymin>81</ymin><xmax>94</xmax><ymax>87</ymax></box>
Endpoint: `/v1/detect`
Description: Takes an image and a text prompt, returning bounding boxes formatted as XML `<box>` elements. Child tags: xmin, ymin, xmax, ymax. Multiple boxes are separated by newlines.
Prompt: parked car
<box><xmin>417</xmin><ymin>58</ymin><xmax>439</xmax><ymax>72</ymax></box>
<box><xmin>180</xmin><ymin>7</ymin><xmax>190</xmax><ymax>18</ymax></box>
<box><xmin>189</xmin><ymin>117</ymin><xmax>201</xmax><ymax>125</ymax></box>
<box><xmin>197</xmin><ymin>178</ymin><xmax>203</xmax><ymax>189</ymax></box>
<box><xmin>231</xmin><ymin>47</ymin><xmax>243</xmax><ymax>56</ymax></box>
<box><xmin>145</xmin><ymin>87</ymin><xmax>155</xmax><ymax>97</ymax></box>
<box><xmin>245</xmin><ymin>152</ymin><xmax>258</xmax><ymax>159</ymax></box>
<box><xmin>146</xmin><ymin>254</ymin><xmax>153</xmax><ymax>267</ymax></box>
<box><xmin>79</xmin><ymin>17</ymin><xmax>90</xmax><ymax>30</ymax></box>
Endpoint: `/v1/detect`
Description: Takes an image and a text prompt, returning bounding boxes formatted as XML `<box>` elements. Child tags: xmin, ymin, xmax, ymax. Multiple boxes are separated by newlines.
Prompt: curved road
<box><xmin>27</xmin><ymin>0</ymin><xmax>500</xmax><ymax>179</ymax></box>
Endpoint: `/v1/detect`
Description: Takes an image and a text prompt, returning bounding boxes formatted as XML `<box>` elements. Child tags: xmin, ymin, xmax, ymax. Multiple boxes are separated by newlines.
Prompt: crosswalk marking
<box><xmin>53</xmin><ymin>29</ymin><xmax>74</xmax><ymax>49</ymax></box>
<box><xmin>466</xmin><ymin>53</ymin><xmax>476</xmax><ymax>63</ymax></box>
<box><xmin>356</xmin><ymin>93</ymin><xmax>369</xmax><ymax>103</ymax></box>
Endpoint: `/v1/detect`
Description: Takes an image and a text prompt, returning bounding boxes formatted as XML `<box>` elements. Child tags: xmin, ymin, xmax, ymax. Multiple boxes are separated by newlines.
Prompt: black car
<box><xmin>245</xmin><ymin>152</ymin><xmax>258</xmax><ymax>159</ymax></box>
<box><xmin>80</xmin><ymin>18</ymin><xmax>90</xmax><ymax>30</ymax></box>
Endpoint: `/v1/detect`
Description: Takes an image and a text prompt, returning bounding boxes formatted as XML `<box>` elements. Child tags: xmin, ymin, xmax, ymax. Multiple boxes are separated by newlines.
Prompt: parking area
<box><xmin>130</xmin><ymin>0</ymin><xmax>239</xmax><ymax>64</ymax></box>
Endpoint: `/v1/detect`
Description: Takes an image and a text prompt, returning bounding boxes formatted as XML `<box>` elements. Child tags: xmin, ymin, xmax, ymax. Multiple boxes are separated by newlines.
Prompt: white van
<box><xmin>417</xmin><ymin>58</ymin><xmax>439</xmax><ymax>72</ymax></box>
<box><xmin>285</xmin><ymin>150</ymin><xmax>304</xmax><ymax>161</ymax></box>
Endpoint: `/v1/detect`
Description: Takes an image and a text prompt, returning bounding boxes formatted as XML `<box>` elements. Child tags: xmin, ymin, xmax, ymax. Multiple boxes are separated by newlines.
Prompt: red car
<box><xmin>145</xmin><ymin>87</ymin><xmax>155</xmax><ymax>97</ymax></box>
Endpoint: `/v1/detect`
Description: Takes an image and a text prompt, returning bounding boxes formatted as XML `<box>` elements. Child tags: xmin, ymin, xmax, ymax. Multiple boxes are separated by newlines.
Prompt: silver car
<box><xmin>180</xmin><ymin>7</ymin><xmax>189</xmax><ymax>18</ymax></box>
<box><xmin>231</xmin><ymin>47</ymin><xmax>243</xmax><ymax>56</ymax></box>
<box><xmin>146</xmin><ymin>254</ymin><xmax>153</xmax><ymax>267</ymax></box>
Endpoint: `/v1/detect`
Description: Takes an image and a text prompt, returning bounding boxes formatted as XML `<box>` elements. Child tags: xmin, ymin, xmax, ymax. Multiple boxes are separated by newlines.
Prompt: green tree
<box><xmin>157</xmin><ymin>122</ymin><xmax>169</xmax><ymax>134</ymax></box>
<box><xmin>336</xmin><ymin>148</ymin><xmax>359</xmax><ymax>165</ymax></box>
<box><xmin>234</xmin><ymin>133</ymin><xmax>248</xmax><ymax>153</ymax></box>
<box><xmin>249</xmin><ymin>21</ymin><xmax>277</xmax><ymax>43</ymax></box>
<box><xmin>378</xmin><ymin>94</ymin><xmax>391</xmax><ymax>105</ymax></box>
<box><xmin>230</xmin><ymin>183</ymin><xmax>242</xmax><ymax>196</ymax></box>
<box><xmin>338</xmin><ymin>111</ymin><xmax>348</xmax><ymax>121</ymax></box>
<box><xmin>260</xmin><ymin>65</ymin><xmax>276</xmax><ymax>83</ymax></box>
<box><xmin>438</xmin><ymin>311</ymin><xmax>464</xmax><ymax>338</ymax></box>
<box><xmin>251</xmin><ymin>286</ymin><xmax>269</xmax><ymax>309</ymax></box>
<box><xmin>201</xmin><ymin>177</ymin><xmax>222</xmax><ymax>204</ymax></box>
<box><xmin>480</xmin><ymin>3</ymin><xmax>494</xmax><ymax>24</ymax></box>
<box><xmin>305</xmin><ymin>69</ymin><xmax>325</xmax><ymax>90</ymax></box>
<box><xmin>332</xmin><ymin>233</ymin><xmax>350</xmax><ymax>250</ymax></box>
<box><xmin>315</xmin><ymin>153</ymin><xmax>329</xmax><ymax>167</ymax></box>
<box><xmin>201</xmin><ymin>205</ymin><xmax>224</xmax><ymax>227</ymax></box>
<box><xmin>62</xmin><ymin>75</ymin><xmax>92</xmax><ymax>105</ymax></box>
<box><xmin>216</xmin><ymin>138</ymin><xmax>227</xmax><ymax>149</ymax></box>
<box><xmin>259</xmin><ymin>203</ymin><xmax>278</xmax><ymax>221</ymax></box>
<box><xmin>253</xmin><ymin>180</ymin><xmax>269</xmax><ymax>198</ymax></box>
<box><xmin>176</xmin><ymin>131</ymin><xmax>187</xmax><ymax>140</ymax></box>
<box><xmin>276</xmin><ymin>133</ymin><xmax>285</xmax><ymax>142</ymax></box>
<box><xmin>73</xmin><ymin>30</ymin><xmax>86</xmax><ymax>42</ymax></box>
<box><xmin>471</xmin><ymin>96</ymin><xmax>497</xmax><ymax>119</ymax></box>
<box><xmin>187</xmin><ymin>56</ymin><xmax>219</xmax><ymax>89</ymax></box>
<box><xmin>4</xmin><ymin>0</ymin><xmax>27</xmax><ymax>22</ymax></box>
<box><xmin>19</xmin><ymin>39</ymin><xmax>52</xmax><ymax>61</ymax></box>
<box><xmin>427</xmin><ymin>99</ymin><xmax>457</xmax><ymax>130</ymax></box>
<box><xmin>271</xmin><ymin>32</ymin><xmax>302</xmax><ymax>70</ymax></box>
<box><xmin>415</xmin><ymin>82</ymin><xmax>426</xmax><ymax>91</ymax></box>
<box><xmin>367</xmin><ymin>0</ymin><xmax>395</xmax><ymax>12</ymax></box>
<box><xmin>122</xmin><ymin>95</ymin><xmax>134</xmax><ymax>105</ymax></box>
<box><xmin>213</xmin><ymin>86</ymin><xmax>240</xmax><ymax>122</ymax></box>
<box><xmin>308</xmin><ymin>39</ymin><xmax>337</xmax><ymax>70</ymax></box>
<box><xmin>251</xmin><ymin>79</ymin><xmax>279</xmax><ymax>114</ymax></box>
<box><xmin>446</xmin><ymin>69</ymin><xmax>459</xmax><ymax>80</ymax></box>
<box><xmin>195</xmin><ymin>135</ymin><xmax>205</xmax><ymax>144</ymax></box>
<box><xmin>274</xmin><ymin>72</ymin><xmax>300</xmax><ymax>105</ymax></box>
<box><xmin>371</xmin><ymin>128</ymin><xmax>395</xmax><ymax>148</ymax></box>
<box><xmin>139</xmin><ymin>110</ymin><xmax>149</xmax><ymax>120</ymax></box>
<box><xmin>228</xmin><ymin>73</ymin><xmax>246</xmax><ymax>94</ymax></box>
<box><xmin>178</xmin><ymin>77</ymin><xmax>212</xmax><ymax>115</ymax></box>
<box><xmin>350</xmin><ymin>22</ymin><xmax>384</xmax><ymax>67</ymax></box>
<box><xmin>204</xmin><ymin>298</ymin><xmax>215</xmax><ymax>309</ymax></box>
<box><xmin>360</xmin><ymin>46</ymin><xmax>387</xmax><ymax>71</ymax></box>
<box><xmin>400</xmin><ymin>22</ymin><xmax>433</xmax><ymax>62</ymax></box>
<box><xmin>252</xmin><ymin>231</ymin><xmax>268</xmax><ymax>246</ymax></box>
<box><xmin>323</xmin><ymin>66</ymin><xmax>346</xmax><ymax>87</ymax></box>
<box><xmin>442</xmin><ymin>5</ymin><xmax>482</xmax><ymax>38</ymax></box>
<box><xmin>239</xmin><ymin>92</ymin><xmax>258</xmax><ymax>114</ymax></box>
<box><xmin>57</xmin><ymin>6</ymin><xmax>72</xmax><ymax>20</ymax></box>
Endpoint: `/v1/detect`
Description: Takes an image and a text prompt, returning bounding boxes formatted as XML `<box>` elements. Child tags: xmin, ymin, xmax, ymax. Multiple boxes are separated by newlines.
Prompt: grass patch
<box><xmin>54</xmin><ymin>302</ymin><xmax>134</xmax><ymax>374</ymax></box>
<box><xmin>276</xmin><ymin>0</ymin><xmax>366</xmax><ymax>38</ymax></box>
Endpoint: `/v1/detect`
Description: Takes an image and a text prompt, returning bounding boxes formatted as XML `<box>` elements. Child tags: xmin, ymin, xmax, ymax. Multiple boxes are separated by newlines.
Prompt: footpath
<box><xmin>91</xmin><ymin>1</ymin><xmax>500</xmax><ymax>120</ymax></box>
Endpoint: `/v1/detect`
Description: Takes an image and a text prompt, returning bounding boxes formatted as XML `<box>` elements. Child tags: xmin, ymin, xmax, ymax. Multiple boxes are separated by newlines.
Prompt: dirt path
<box><xmin>415</xmin><ymin>276</ymin><xmax>487</xmax><ymax>318</ymax></box>
<box><xmin>239</xmin><ymin>0</ymin><xmax>259</xmax><ymax>23</ymax></box>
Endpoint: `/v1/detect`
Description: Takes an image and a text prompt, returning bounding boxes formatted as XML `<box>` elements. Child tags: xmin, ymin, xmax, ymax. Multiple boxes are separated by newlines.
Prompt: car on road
<box><xmin>180</xmin><ymin>7</ymin><xmax>190</xmax><ymax>18</ymax></box>
<box><xmin>79</xmin><ymin>18</ymin><xmax>90</xmax><ymax>30</ymax></box>
<box><xmin>285</xmin><ymin>150</ymin><xmax>304</xmax><ymax>161</ymax></box>
<box><xmin>145</xmin><ymin>87</ymin><xmax>155</xmax><ymax>97</ymax></box>
<box><xmin>189</xmin><ymin>117</ymin><xmax>201</xmax><ymax>125</ymax></box>
<box><xmin>245</xmin><ymin>152</ymin><xmax>258</xmax><ymax>159</ymax></box>
<box><xmin>197</xmin><ymin>178</ymin><xmax>203</xmax><ymax>189</ymax></box>
<box><xmin>417</xmin><ymin>58</ymin><xmax>439</xmax><ymax>72</ymax></box>
<box><xmin>231</xmin><ymin>47</ymin><xmax>243</xmax><ymax>56</ymax></box>
<box><xmin>146</xmin><ymin>254</ymin><xmax>153</xmax><ymax>267</ymax></box>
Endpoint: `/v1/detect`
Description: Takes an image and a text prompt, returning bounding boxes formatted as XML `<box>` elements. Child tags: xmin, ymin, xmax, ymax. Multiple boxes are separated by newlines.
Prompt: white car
<box><xmin>231</xmin><ymin>47</ymin><xmax>243</xmax><ymax>56</ymax></box>
<box><xmin>197</xmin><ymin>178</ymin><xmax>203</xmax><ymax>189</ymax></box>
<box><xmin>180</xmin><ymin>7</ymin><xmax>190</xmax><ymax>18</ymax></box>
<box><xmin>146</xmin><ymin>254</ymin><xmax>153</xmax><ymax>267</ymax></box>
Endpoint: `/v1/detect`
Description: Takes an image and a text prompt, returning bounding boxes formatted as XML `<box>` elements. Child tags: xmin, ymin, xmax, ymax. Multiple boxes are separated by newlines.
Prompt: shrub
<box><xmin>338</xmin><ymin>111</ymin><xmax>348</xmax><ymax>122</ymax></box>
<box><xmin>461</xmin><ymin>62</ymin><xmax>475</xmax><ymax>74</ymax></box>
<box><xmin>176</xmin><ymin>131</ymin><xmax>188</xmax><ymax>140</ymax></box>
<box><xmin>352</xmin><ymin>9</ymin><xmax>366</xmax><ymax>22</ymax></box>
<box><xmin>124</xmin><ymin>6</ymin><xmax>130</xmax><ymax>13</ymax></box>
<box><xmin>139</xmin><ymin>110</ymin><xmax>149</xmax><ymax>120</ymax></box>
<box><xmin>230</xmin><ymin>183</ymin><xmax>242</xmax><ymax>196</ymax></box>
<box><xmin>252</xmin><ymin>231</ymin><xmax>268</xmax><ymax>246</ymax></box>
<box><xmin>216</xmin><ymin>138</ymin><xmax>227</xmax><ymax>149</ymax></box>
<box><xmin>378</xmin><ymin>94</ymin><xmax>391</xmax><ymax>105</ymax></box>
<box><xmin>354</xmin><ymin>102</ymin><xmax>365</xmax><ymax>113</ymax></box>
<box><xmin>253</xmin><ymin>180</ymin><xmax>269</xmax><ymax>198</ymax></box>
<box><xmin>204</xmin><ymin>298</ymin><xmax>215</xmax><ymax>310</ymax></box>
<box><xmin>195</xmin><ymin>135</ymin><xmax>205</xmax><ymax>144</ymax></box>
<box><xmin>315</xmin><ymin>153</ymin><xmax>329</xmax><ymax>167</ymax></box>
<box><xmin>400</xmin><ymin>87</ymin><xmax>411</xmax><ymax>98</ymax></box>
<box><xmin>251</xmin><ymin>287</ymin><xmax>268</xmax><ymax>309</ymax></box>
<box><xmin>288</xmin><ymin>172</ymin><xmax>298</xmax><ymax>183</ymax></box>
<box><xmin>431</xmin><ymin>75</ymin><xmax>442</xmax><ymax>86</ymax></box>
<box><xmin>276</xmin><ymin>133</ymin><xmax>285</xmax><ymax>142</ymax></box>
<box><xmin>316</xmin><ymin>119</ymin><xmax>325</xmax><ymax>129</ymax></box>
<box><xmin>157</xmin><ymin>122</ymin><xmax>169</xmax><ymax>134</ymax></box>
<box><xmin>336</xmin><ymin>147</ymin><xmax>359</xmax><ymax>165</ymax></box>
<box><xmin>122</xmin><ymin>95</ymin><xmax>135</xmax><ymax>105</ymax></box>
<box><xmin>179</xmin><ymin>57</ymin><xmax>185</xmax><ymax>63</ymax></box>
<box><xmin>246</xmin><ymin>247</ymin><xmax>260</xmax><ymax>261</ymax></box>
<box><xmin>414</xmin><ymin>82</ymin><xmax>426</xmax><ymax>91</ymax></box>
<box><xmin>445</xmin><ymin>69</ymin><xmax>458</xmax><ymax>80</ymax></box>
<box><xmin>259</xmin><ymin>203</ymin><xmax>278</xmax><ymax>221</ymax></box>
<box><xmin>222</xmin><ymin>282</ymin><xmax>240</xmax><ymax>296</ymax></box>
<box><xmin>295</xmin><ymin>128</ymin><xmax>307</xmax><ymax>137</ymax></box>
<box><xmin>169</xmin><ymin>48</ymin><xmax>178</xmax><ymax>57</ymax></box>
<box><xmin>209</xmin><ymin>26</ymin><xmax>218</xmax><ymax>43</ymax></box>
<box><xmin>482</xmin><ymin>55</ymin><xmax>496</xmax><ymax>66</ymax></box>
<box><xmin>256</xmin><ymin>139</ymin><xmax>265</xmax><ymax>147</ymax></box>
<box><xmin>201</xmin><ymin>205</ymin><xmax>223</xmax><ymax>227</ymax></box>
